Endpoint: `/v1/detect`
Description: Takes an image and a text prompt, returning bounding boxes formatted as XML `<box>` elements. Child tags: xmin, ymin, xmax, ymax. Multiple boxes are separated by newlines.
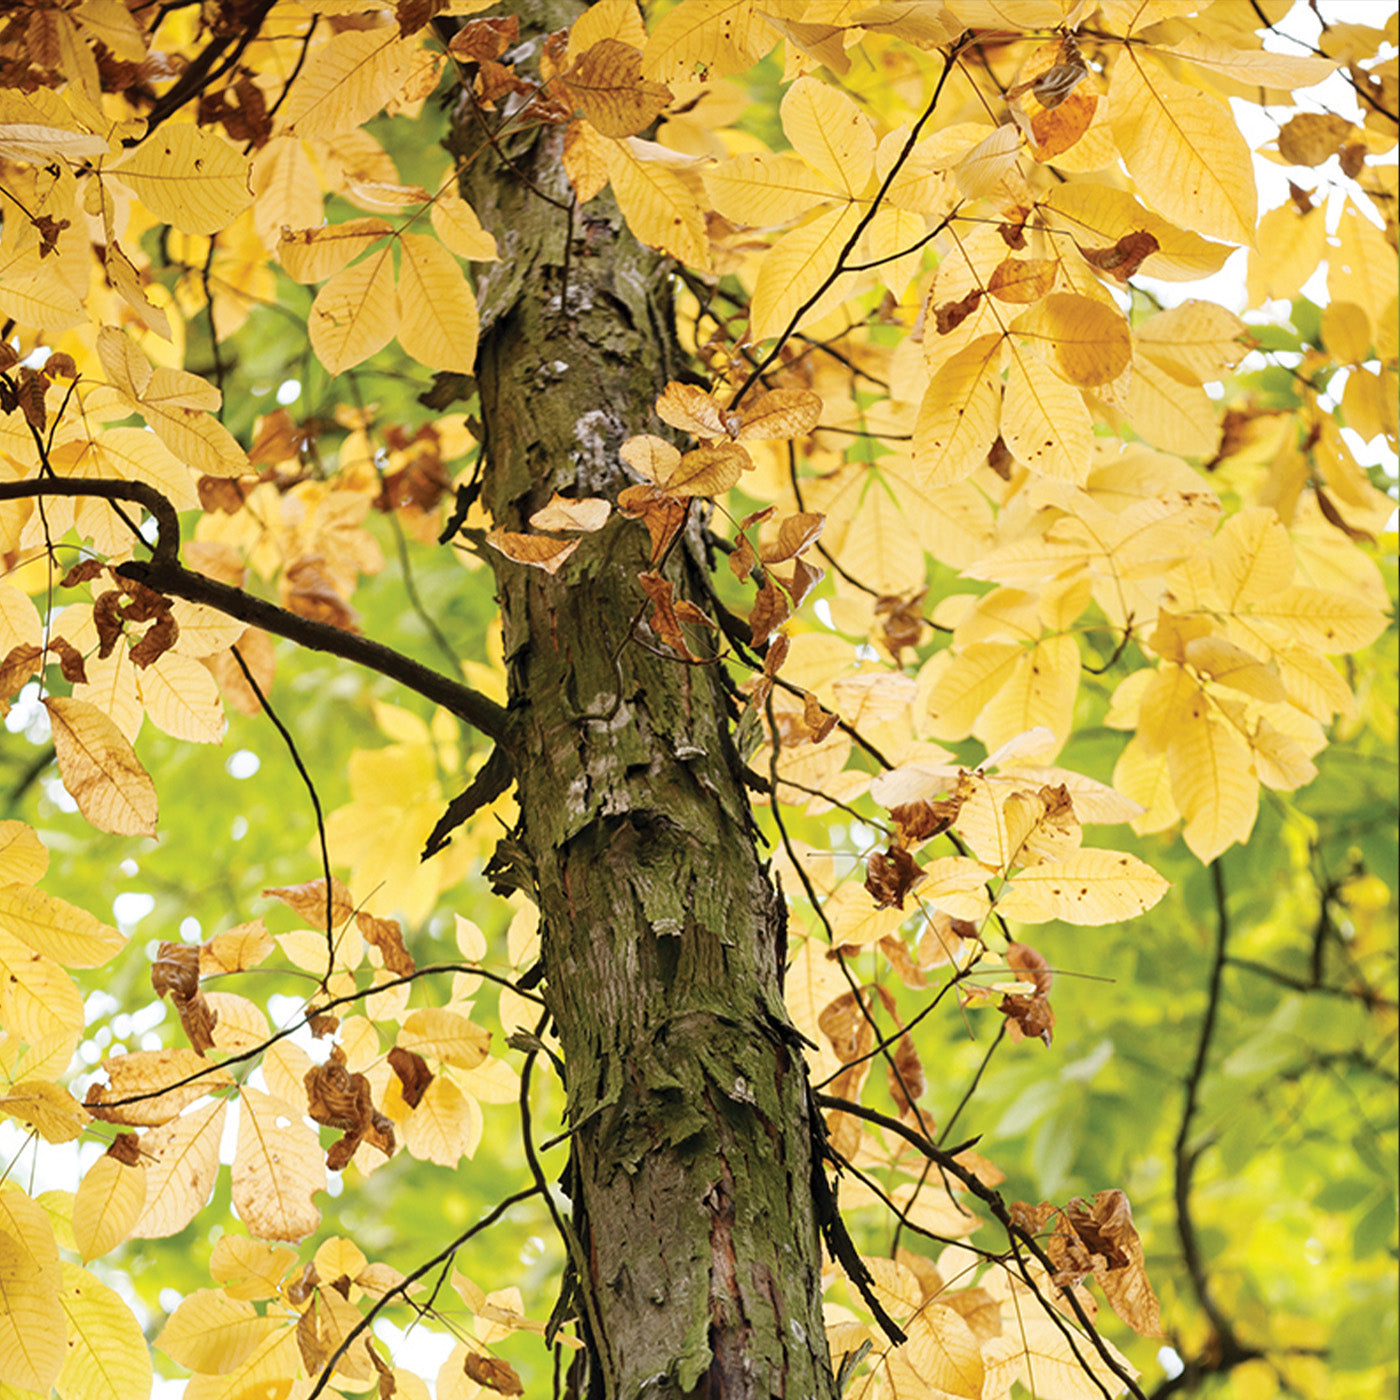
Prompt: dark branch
<box><xmin>0</xmin><ymin>478</ymin><xmax>513</xmax><ymax>745</ymax></box>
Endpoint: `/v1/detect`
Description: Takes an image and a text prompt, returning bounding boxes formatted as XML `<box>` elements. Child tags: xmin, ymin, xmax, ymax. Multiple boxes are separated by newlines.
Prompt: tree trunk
<box><xmin>460</xmin><ymin>9</ymin><xmax>837</xmax><ymax>1398</ymax></box>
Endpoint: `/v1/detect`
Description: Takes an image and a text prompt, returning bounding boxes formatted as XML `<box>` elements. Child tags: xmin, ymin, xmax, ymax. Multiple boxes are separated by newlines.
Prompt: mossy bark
<box><xmin>459</xmin><ymin>10</ymin><xmax>836</xmax><ymax>1398</ymax></box>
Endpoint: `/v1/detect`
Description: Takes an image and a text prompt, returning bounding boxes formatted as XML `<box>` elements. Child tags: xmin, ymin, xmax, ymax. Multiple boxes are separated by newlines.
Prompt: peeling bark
<box><xmin>460</xmin><ymin>7</ymin><xmax>836</xmax><ymax>1397</ymax></box>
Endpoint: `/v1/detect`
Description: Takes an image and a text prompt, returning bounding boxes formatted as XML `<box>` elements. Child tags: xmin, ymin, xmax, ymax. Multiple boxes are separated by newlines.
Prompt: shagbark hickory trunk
<box><xmin>459</xmin><ymin>6</ymin><xmax>837</xmax><ymax>1397</ymax></box>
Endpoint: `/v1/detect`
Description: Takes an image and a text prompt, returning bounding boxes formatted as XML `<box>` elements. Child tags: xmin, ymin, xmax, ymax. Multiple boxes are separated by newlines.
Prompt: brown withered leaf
<box><xmin>47</xmin><ymin>636</ymin><xmax>87</xmax><ymax>684</ymax></box>
<box><xmin>999</xmin><ymin>941</ymin><xmax>1054</xmax><ymax>1046</ymax></box>
<box><xmin>781</xmin><ymin>556</ymin><xmax>824</xmax><ymax>610</ymax></box>
<box><xmin>886</xmin><ymin>1030</ymin><xmax>926</xmax><ymax>1116</ymax></box>
<box><xmin>764</xmin><ymin>633</ymin><xmax>790</xmax><ymax>678</ymax></box>
<box><xmin>987</xmin><ymin>433</ymin><xmax>1015</xmax><ymax>479</ymax></box>
<box><xmin>107</xmin><ymin>1131</ymin><xmax>142</xmax><ymax>1166</ymax></box>
<box><xmin>197</xmin><ymin>476</ymin><xmax>248</xmax><ymax>514</ymax></box>
<box><xmin>93</xmin><ymin>590</ymin><xmax>125</xmax><ymax>659</ymax></box>
<box><xmin>205</xmin><ymin>626</ymin><xmax>275</xmax><ymax>715</ymax></box>
<box><xmin>448</xmin><ymin>14</ymin><xmax>518</xmax><ymax>61</ymax></box>
<box><xmin>934</xmin><ymin>287</ymin><xmax>983</xmax><ymax>334</ymax></box>
<box><xmin>305</xmin><ymin>1046</ymin><xmax>395</xmax><ymax>1169</ymax></box>
<box><xmin>617</xmin><ymin>483</ymin><xmax>688</xmax><ymax>564</ymax></box>
<box><xmin>877</xmin><ymin>935</ymin><xmax>928</xmax><ymax>990</ymax></box>
<box><xmin>463</xmin><ymin>1353</ymin><xmax>525</xmax><ymax>1396</ymax></box>
<box><xmin>728</xmin><ymin>532</ymin><xmax>758</xmax><ymax>581</ymax></box>
<box><xmin>802</xmin><ymin>690</ymin><xmax>838</xmax><ymax>742</ymax></box>
<box><xmin>265</xmin><ymin>876</ymin><xmax>355</xmax><ymax>929</ymax></box>
<box><xmin>1338</xmin><ymin>140</ymin><xmax>1365</xmax><ymax>179</ymax></box>
<box><xmin>1058</xmin><ymin>1190</ymin><xmax>1162</xmax><ymax>1337</ymax></box>
<box><xmin>388</xmin><ymin>1046</ymin><xmax>432</xmax><ymax>1108</ymax></box>
<box><xmin>129</xmin><ymin>613</ymin><xmax>179</xmax><ymax>669</ymax></box>
<box><xmin>61</xmin><ymin>559</ymin><xmax>106</xmax><ymax>588</ymax></box>
<box><xmin>0</xmin><ymin>644</ymin><xmax>42</xmax><ymax>709</ymax></box>
<box><xmin>760</xmin><ymin>512</ymin><xmax>824</xmax><ymax>564</ymax></box>
<box><xmin>890</xmin><ymin>795</ymin><xmax>962</xmax><ymax>845</ymax></box>
<box><xmin>874</xmin><ymin>590</ymin><xmax>926</xmax><ymax>661</ymax></box>
<box><xmin>866</xmin><ymin>845</ymin><xmax>924</xmax><ymax>910</ymax></box>
<box><xmin>282</xmin><ymin>558</ymin><xmax>360</xmax><ymax>630</ymax></box>
<box><xmin>638</xmin><ymin>571</ymin><xmax>702</xmax><ymax>660</ymax></box>
<box><xmin>747</xmin><ymin>580</ymin><xmax>790</xmax><ymax>648</ymax></box>
<box><xmin>1078</xmin><ymin>231</ymin><xmax>1159</xmax><ymax>282</ymax></box>
<box><xmin>357</xmin><ymin>911</ymin><xmax>415</xmax><ymax>977</ymax></box>
<box><xmin>152</xmin><ymin>940</ymin><xmax>219</xmax><ymax>1055</ymax></box>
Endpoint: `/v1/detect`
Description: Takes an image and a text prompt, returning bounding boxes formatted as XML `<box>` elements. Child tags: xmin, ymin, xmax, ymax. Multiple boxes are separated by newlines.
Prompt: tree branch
<box><xmin>0</xmin><ymin>478</ymin><xmax>513</xmax><ymax>746</ymax></box>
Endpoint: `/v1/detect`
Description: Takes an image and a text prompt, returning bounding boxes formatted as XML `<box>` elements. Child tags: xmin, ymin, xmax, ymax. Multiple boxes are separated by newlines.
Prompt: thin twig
<box><xmin>228</xmin><ymin>643</ymin><xmax>336</xmax><ymax>986</ymax></box>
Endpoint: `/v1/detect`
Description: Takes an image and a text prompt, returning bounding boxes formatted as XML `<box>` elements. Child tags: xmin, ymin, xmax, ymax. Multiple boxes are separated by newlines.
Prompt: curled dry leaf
<box><xmin>152</xmin><ymin>940</ymin><xmax>219</xmax><ymax>1054</ymax></box>
<box><xmin>464</xmin><ymin>1352</ymin><xmax>525</xmax><ymax>1396</ymax></box>
<box><xmin>484</xmin><ymin>527</ymin><xmax>581</xmax><ymax>576</ymax></box>
<box><xmin>44</xmin><ymin>696</ymin><xmax>158</xmax><ymax>837</ymax></box>
<box><xmin>528</xmin><ymin>494</ymin><xmax>612</xmax><ymax>532</ymax></box>
<box><xmin>1077</xmin><ymin>231</ymin><xmax>1159</xmax><ymax>282</ymax></box>
<box><xmin>357</xmin><ymin>911</ymin><xmax>415</xmax><ymax>976</ymax></box>
<box><xmin>264</xmin><ymin>876</ymin><xmax>355</xmax><ymax>929</ymax></box>
<box><xmin>388</xmin><ymin>1045</ymin><xmax>433</xmax><ymax>1108</ymax></box>
<box><xmin>85</xmin><ymin>1048</ymin><xmax>233</xmax><ymax>1127</ymax></box>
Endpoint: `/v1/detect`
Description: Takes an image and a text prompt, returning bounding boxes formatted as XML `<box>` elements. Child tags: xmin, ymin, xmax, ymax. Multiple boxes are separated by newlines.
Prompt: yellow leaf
<box><xmin>43</xmin><ymin>697</ymin><xmax>157</xmax><ymax>838</ymax></box>
<box><xmin>0</xmin><ymin>884</ymin><xmax>123</xmax><ymax>969</ymax></box>
<box><xmin>400</xmin><ymin>1008</ymin><xmax>492</xmax><ymax>1070</ymax></box>
<box><xmin>137</xmin><ymin>650</ymin><xmax>226</xmax><ymax>744</ymax></box>
<box><xmin>563</xmin><ymin>117</ymin><xmax>613</xmax><ymax>203</ymax></box>
<box><xmin>982</xmin><ymin>1316</ymin><xmax>1135</xmax><ymax>1400</ymax></box>
<box><xmin>0</xmin><ymin>928</ymin><xmax>82</xmax><ymax>1070</ymax></box>
<box><xmin>278</xmin><ymin>218</ymin><xmax>393</xmax><ymax>283</ymax></box>
<box><xmin>430</xmin><ymin>194</ymin><xmax>498</xmax><ymax>261</ymax></box>
<box><xmin>232</xmin><ymin>1089</ymin><xmax>324</xmax><ymax>1242</ymax></box>
<box><xmin>568</xmin><ymin>0</ymin><xmax>647</xmax><ymax>60</ymax></box>
<box><xmin>1248</xmin><ymin>586</ymin><xmax>1389</xmax><ymax>654</ymax></box>
<box><xmin>0</xmin><ymin>821</ymin><xmax>46</xmax><ymax>885</ymax></box>
<box><xmin>1150</xmin><ymin>34</ymin><xmax>1337</xmax><ymax>87</ymax></box>
<box><xmin>1043</xmin><ymin>181</ymin><xmax>1232</xmax><ymax>282</ymax></box>
<box><xmin>1168</xmin><ymin>694</ymin><xmax>1258</xmax><ymax>862</ymax></box>
<box><xmin>94</xmin><ymin>427</ymin><xmax>200</xmax><ymax>511</ymax></box>
<box><xmin>158</xmin><ymin>1288</ymin><xmax>284</xmax><ymax>1376</ymax></box>
<box><xmin>200</xmin><ymin>919</ymin><xmax>274</xmax><ymax>976</ymax></box>
<box><xmin>913</xmin><ymin>334</ymin><xmax>1003</xmax><ymax>488</ymax></box>
<box><xmin>988</xmin><ymin>256</ymin><xmax>1058</xmax><ymax>304</ymax></box>
<box><xmin>1123</xmin><ymin>356</ymin><xmax>1218</xmax><ymax>458</ymax></box>
<box><xmin>919</xmin><ymin>857</ymin><xmax>994</xmax><ymax>921</ymax></box>
<box><xmin>749</xmin><ymin>202</ymin><xmax>863</xmax><ymax>341</ymax></box>
<box><xmin>642</xmin><ymin>0</ymin><xmax>774</xmax><ymax>82</ymax></box>
<box><xmin>1328</xmin><ymin>201</ymin><xmax>1398</xmax><ymax>343</ymax></box>
<box><xmin>1183</xmin><ymin>635</ymin><xmax>1284</xmax><ymax>702</ymax></box>
<box><xmin>397</xmin><ymin>232</ymin><xmax>480</xmax><ymax>373</ymax></box>
<box><xmin>952</xmin><ymin>122</ymin><xmax>1022</xmax><ymax>201</ymax></box>
<box><xmin>822</xmin><ymin>883</ymin><xmax>907</xmax><ymax>947</ymax></box>
<box><xmin>180</xmin><ymin>1320</ymin><xmax>298</xmax><ymax>1400</ymax></box>
<box><xmin>902</xmin><ymin>1303</ymin><xmax>985</xmax><ymax>1399</ymax></box>
<box><xmin>308</xmin><ymin>244</ymin><xmax>398</xmax><ymax>374</ymax></box>
<box><xmin>564</xmin><ymin>38</ymin><xmax>672</xmax><ymax>138</ymax></box>
<box><xmin>130</xmin><ymin>1099</ymin><xmax>225</xmax><ymax>1239</ymax></box>
<box><xmin>0</xmin><ymin>1080</ymin><xmax>89</xmax><ymax>1143</ymax></box>
<box><xmin>1209</xmin><ymin>506</ymin><xmax>1294</xmax><ymax>607</ymax></box>
<box><xmin>209</xmin><ymin>1236</ymin><xmax>295</xmax><ymax>1301</ymax></box>
<box><xmin>56</xmin><ymin>1263</ymin><xmax>151</xmax><ymax>1400</ymax></box>
<box><xmin>403</xmin><ymin>1073</ymin><xmax>482</xmax><ymax>1167</ymax></box>
<box><xmin>947</xmin><ymin>0</ymin><xmax>1067</xmax><ymax>23</ymax></box>
<box><xmin>977</xmin><ymin>634</ymin><xmax>1080</xmax><ymax>756</ymax></box>
<box><xmin>926</xmin><ymin>641</ymin><xmax>1022</xmax><ymax>739</ymax></box>
<box><xmin>703</xmin><ymin>151</ymin><xmax>834</xmax><ymax>227</ymax></box>
<box><xmin>1001</xmin><ymin>345</ymin><xmax>1092</xmax><ymax>481</ymax></box>
<box><xmin>998</xmin><ymin>848</ymin><xmax>1169</xmax><ymax>924</ymax></box>
<box><xmin>1135</xmin><ymin>300</ymin><xmax>1247</xmax><ymax>385</ymax></box>
<box><xmin>1110</xmin><ymin>49</ymin><xmax>1255</xmax><ymax>245</ymax></box>
<box><xmin>72</xmin><ymin>1155</ymin><xmax>145</xmax><ymax>1263</ymax></box>
<box><xmin>603</xmin><ymin>138</ymin><xmax>709</xmax><ymax>269</ymax></box>
<box><xmin>780</xmin><ymin>76</ymin><xmax>873</xmax><ymax>200</ymax></box>
<box><xmin>278</xmin><ymin>26</ymin><xmax>418</xmax><ymax>139</ymax></box>
<box><xmin>111</xmin><ymin>125</ymin><xmax>251</xmax><ymax>236</ymax></box>
<box><xmin>1247</xmin><ymin>202</ymin><xmax>1327</xmax><ymax>304</ymax></box>
<box><xmin>0</xmin><ymin>1186</ymin><xmax>64</xmax><ymax>1394</ymax></box>
<box><xmin>1113</xmin><ymin>734</ymin><xmax>1179</xmax><ymax>834</ymax></box>
<box><xmin>1014</xmin><ymin>292</ymin><xmax>1131</xmax><ymax>387</ymax></box>
<box><xmin>86</xmin><ymin>1048</ymin><xmax>232</xmax><ymax>1128</ymax></box>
